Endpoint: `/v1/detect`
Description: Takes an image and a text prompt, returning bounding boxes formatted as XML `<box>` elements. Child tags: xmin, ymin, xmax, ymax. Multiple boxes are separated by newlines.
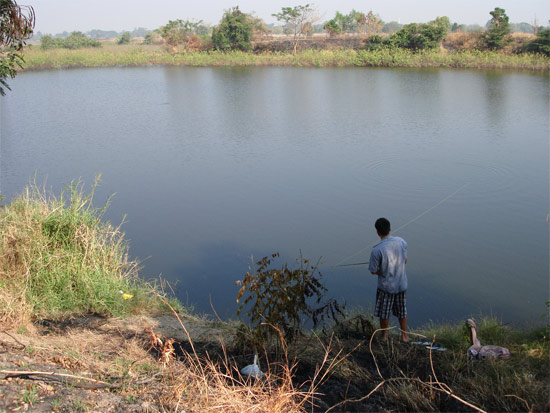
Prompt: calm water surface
<box><xmin>1</xmin><ymin>67</ymin><xmax>548</xmax><ymax>326</ymax></box>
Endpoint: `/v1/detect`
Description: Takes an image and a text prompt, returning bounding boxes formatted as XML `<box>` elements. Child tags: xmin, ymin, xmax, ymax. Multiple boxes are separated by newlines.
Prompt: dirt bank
<box><xmin>1</xmin><ymin>313</ymin><xmax>547</xmax><ymax>412</ymax></box>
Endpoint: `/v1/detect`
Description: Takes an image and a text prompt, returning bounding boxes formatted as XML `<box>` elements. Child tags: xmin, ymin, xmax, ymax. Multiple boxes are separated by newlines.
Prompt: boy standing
<box><xmin>368</xmin><ymin>218</ymin><xmax>409</xmax><ymax>342</ymax></box>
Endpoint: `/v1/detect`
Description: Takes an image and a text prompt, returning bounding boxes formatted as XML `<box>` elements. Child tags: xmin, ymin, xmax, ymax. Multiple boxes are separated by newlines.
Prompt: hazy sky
<box><xmin>30</xmin><ymin>0</ymin><xmax>549</xmax><ymax>34</ymax></box>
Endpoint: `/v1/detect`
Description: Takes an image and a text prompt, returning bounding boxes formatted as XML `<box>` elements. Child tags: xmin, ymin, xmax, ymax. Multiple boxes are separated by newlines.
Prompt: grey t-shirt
<box><xmin>368</xmin><ymin>236</ymin><xmax>408</xmax><ymax>294</ymax></box>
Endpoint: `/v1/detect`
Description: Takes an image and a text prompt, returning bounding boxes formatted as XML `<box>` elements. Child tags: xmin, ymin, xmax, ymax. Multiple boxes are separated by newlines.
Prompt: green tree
<box><xmin>212</xmin><ymin>7</ymin><xmax>255</xmax><ymax>51</ymax></box>
<box><xmin>323</xmin><ymin>19</ymin><xmax>341</xmax><ymax>37</ymax></box>
<box><xmin>272</xmin><ymin>4</ymin><xmax>318</xmax><ymax>53</ymax></box>
<box><xmin>484</xmin><ymin>7</ymin><xmax>511</xmax><ymax>50</ymax></box>
<box><xmin>525</xmin><ymin>28</ymin><xmax>550</xmax><ymax>55</ymax></box>
<box><xmin>117</xmin><ymin>31</ymin><xmax>131</xmax><ymax>45</ymax></box>
<box><xmin>332</xmin><ymin>11</ymin><xmax>356</xmax><ymax>33</ymax></box>
<box><xmin>390</xmin><ymin>22</ymin><xmax>447</xmax><ymax>50</ymax></box>
<box><xmin>326</xmin><ymin>10</ymin><xmax>372</xmax><ymax>34</ymax></box>
<box><xmin>0</xmin><ymin>0</ymin><xmax>34</xmax><ymax>95</ymax></box>
<box><xmin>430</xmin><ymin>16</ymin><xmax>451</xmax><ymax>32</ymax></box>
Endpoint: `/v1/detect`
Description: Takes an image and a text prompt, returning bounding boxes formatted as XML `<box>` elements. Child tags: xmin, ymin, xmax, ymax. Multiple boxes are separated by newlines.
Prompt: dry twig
<box><xmin>504</xmin><ymin>394</ymin><xmax>534</xmax><ymax>412</ymax></box>
<box><xmin>0</xmin><ymin>330</ymin><xmax>26</xmax><ymax>350</ymax></box>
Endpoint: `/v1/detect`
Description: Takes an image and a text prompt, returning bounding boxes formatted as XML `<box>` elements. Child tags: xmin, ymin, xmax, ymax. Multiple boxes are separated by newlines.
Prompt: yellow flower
<box><xmin>119</xmin><ymin>290</ymin><xmax>133</xmax><ymax>300</ymax></box>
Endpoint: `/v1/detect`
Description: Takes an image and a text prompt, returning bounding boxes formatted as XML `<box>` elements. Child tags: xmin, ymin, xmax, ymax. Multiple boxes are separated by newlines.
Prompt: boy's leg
<box><xmin>398</xmin><ymin>316</ymin><xmax>408</xmax><ymax>342</ymax></box>
<box><xmin>380</xmin><ymin>318</ymin><xmax>389</xmax><ymax>339</ymax></box>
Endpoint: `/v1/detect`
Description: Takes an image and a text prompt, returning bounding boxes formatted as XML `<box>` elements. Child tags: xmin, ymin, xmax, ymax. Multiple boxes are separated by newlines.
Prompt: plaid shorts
<box><xmin>374</xmin><ymin>288</ymin><xmax>407</xmax><ymax>319</ymax></box>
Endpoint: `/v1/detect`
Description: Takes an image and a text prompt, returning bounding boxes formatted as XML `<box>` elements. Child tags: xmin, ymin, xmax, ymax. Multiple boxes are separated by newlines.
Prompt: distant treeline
<box><xmin>33</xmin><ymin>6</ymin><xmax>550</xmax><ymax>56</ymax></box>
<box><xmin>31</xmin><ymin>27</ymin><xmax>150</xmax><ymax>42</ymax></box>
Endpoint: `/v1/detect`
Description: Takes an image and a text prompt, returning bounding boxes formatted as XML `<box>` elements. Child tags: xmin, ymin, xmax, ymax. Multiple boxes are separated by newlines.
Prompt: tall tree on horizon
<box><xmin>273</xmin><ymin>4</ymin><xmax>318</xmax><ymax>53</ymax></box>
<box><xmin>484</xmin><ymin>7</ymin><xmax>511</xmax><ymax>50</ymax></box>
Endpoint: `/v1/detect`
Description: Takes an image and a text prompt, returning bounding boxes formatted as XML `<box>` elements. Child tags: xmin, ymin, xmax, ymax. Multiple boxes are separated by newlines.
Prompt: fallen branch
<box><xmin>1</xmin><ymin>370</ymin><xmax>116</xmax><ymax>389</ymax></box>
<box><xmin>1</xmin><ymin>369</ymin><xmax>160</xmax><ymax>390</ymax></box>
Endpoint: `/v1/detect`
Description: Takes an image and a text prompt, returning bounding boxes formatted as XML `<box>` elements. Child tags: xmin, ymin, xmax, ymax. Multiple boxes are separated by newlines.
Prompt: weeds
<box><xmin>71</xmin><ymin>399</ymin><xmax>88</xmax><ymax>412</ymax></box>
<box><xmin>20</xmin><ymin>383</ymin><xmax>39</xmax><ymax>405</ymax></box>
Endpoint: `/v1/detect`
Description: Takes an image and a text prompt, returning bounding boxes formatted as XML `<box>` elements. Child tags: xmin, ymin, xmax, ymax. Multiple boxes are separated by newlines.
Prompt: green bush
<box><xmin>526</xmin><ymin>28</ymin><xmax>550</xmax><ymax>55</ymax></box>
<box><xmin>364</xmin><ymin>34</ymin><xmax>392</xmax><ymax>51</ymax></box>
<box><xmin>389</xmin><ymin>22</ymin><xmax>447</xmax><ymax>50</ymax></box>
<box><xmin>40</xmin><ymin>34</ymin><xmax>60</xmax><ymax>50</ymax></box>
<box><xmin>236</xmin><ymin>253</ymin><xmax>344</xmax><ymax>345</ymax></box>
<box><xmin>118</xmin><ymin>32</ymin><xmax>131</xmax><ymax>45</ymax></box>
<box><xmin>40</xmin><ymin>32</ymin><xmax>101</xmax><ymax>50</ymax></box>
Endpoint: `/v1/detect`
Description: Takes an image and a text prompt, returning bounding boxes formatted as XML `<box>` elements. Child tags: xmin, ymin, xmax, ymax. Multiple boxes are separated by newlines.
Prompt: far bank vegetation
<box><xmin>24</xmin><ymin>6</ymin><xmax>550</xmax><ymax>72</ymax></box>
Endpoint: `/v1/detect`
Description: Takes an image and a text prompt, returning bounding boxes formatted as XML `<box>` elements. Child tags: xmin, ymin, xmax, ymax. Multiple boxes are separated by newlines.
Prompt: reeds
<box><xmin>21</xmin><ymin>44</ymin><xmax>550</xmax><ymax>71</ymax></box>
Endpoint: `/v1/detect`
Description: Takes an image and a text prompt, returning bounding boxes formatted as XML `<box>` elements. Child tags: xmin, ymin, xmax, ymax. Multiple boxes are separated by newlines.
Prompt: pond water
<box><xmin>1</xmin><ymin>66</ymin><xmax>548</xmax><ymax>327</ymax></box>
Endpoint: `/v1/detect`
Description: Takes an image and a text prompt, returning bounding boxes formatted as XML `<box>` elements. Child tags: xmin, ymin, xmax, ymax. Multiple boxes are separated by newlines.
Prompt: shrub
<box><xmin>525</xmin><ymin>28</ymin><xmax>550</xmax><ymax>55</ymax></box>
<box><xmin>40</xmin><ymin>31</ymin><xmax>101</xmax><ymax>50</ymax></box>
<box><xmin>390</xmin><ymin>22</ymin><xmax>447</xmax><ymax>50</ymax></box>
<box><xmin>212</xmin><ymin>7</ymin><xmax>254</xmax><ymax>51</ymax></box>
<box><xmin>40</xmin><ymin>34</ymin><xmax>60</xmax><ymax>50</ymax></box>
<box><xmin>364</xmin><ymin>34</ymin><xmax>392</xmax><ymax>50</ymax></box>
<box><xmin>118</xmin><ymin>32</ymin><xmax>131</xmax><ymax>45</ymax></box>
<box><xmin>236</xmin><ymin>253</ymin><xmax>344</xmax><ymax>347</ymax></box>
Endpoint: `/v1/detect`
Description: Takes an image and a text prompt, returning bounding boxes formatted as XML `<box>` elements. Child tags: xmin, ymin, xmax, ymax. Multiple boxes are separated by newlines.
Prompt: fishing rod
<box><xmin>335</xmin><ymin>261</ymin><xmax>369</xmax><ymax>268</ymax></box>
<box><xmin>333</xmin><ymin>182</ymin><xmax>470</xmax><ymax>268</ymax></box>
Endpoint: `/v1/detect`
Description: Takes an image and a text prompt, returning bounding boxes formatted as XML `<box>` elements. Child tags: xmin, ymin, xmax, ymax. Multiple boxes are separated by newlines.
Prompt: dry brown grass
<box><xmin>159</xmin><ymin>352</ymin><xmax>316</xmax><ymax>412</ymax></box>
<box><xmin>506</xmin><ymin>32</ymin><xmax>537</xmax><ymax>53</ymax></box>
<box><xmin>442</xmin><ymin>32</ymin><xmax>537</xmax><ymax>53</ymax></box>
<box><xmin>155</xmin><ymin>300</ymin><xmax>343</xmax><ymax>412</ymax></box>
<box><xmin>443</xmin><ymin>32</ymin><xmax>484</xmax><ymax>50</ymax></box>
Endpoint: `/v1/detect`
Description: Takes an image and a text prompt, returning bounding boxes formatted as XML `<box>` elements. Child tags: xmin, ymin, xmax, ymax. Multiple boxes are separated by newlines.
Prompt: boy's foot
<box><xmin>401</xmin><ymin>335</ymin><xmax>409</xmax><ymax>343</ymax></box>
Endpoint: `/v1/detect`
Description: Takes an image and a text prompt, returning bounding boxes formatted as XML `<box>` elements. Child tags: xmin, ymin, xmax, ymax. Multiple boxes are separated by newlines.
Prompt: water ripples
<box><xmin>352</xmin><ymin>156</ymin><xmax>517</xmax><ymax>199</ymax></box>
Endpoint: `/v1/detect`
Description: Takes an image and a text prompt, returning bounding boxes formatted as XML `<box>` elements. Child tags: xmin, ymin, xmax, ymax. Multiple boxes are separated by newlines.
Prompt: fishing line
<box><xmin>332</xmin><ymin>182</ymin><xmax>470</xmax><ymax>268</ymax></box>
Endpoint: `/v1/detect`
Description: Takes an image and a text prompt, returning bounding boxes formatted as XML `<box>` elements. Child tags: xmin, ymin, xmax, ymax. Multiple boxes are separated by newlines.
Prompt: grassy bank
<box><xmin>0</xmin><ymin>178</ymin><xmax>170</xmax><ymax>328</ymax></box>
<box><xmin>21</xmin><ymin>44</ymin><xmax>550</xmax><ymax>71</ymax></box>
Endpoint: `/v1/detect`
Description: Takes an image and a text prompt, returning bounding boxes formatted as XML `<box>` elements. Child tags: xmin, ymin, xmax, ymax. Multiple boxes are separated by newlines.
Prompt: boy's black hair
<box><xmin>375</xmin><ymin>217</ymin><xmax>391</xmax><ymax>236</ymax></box>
